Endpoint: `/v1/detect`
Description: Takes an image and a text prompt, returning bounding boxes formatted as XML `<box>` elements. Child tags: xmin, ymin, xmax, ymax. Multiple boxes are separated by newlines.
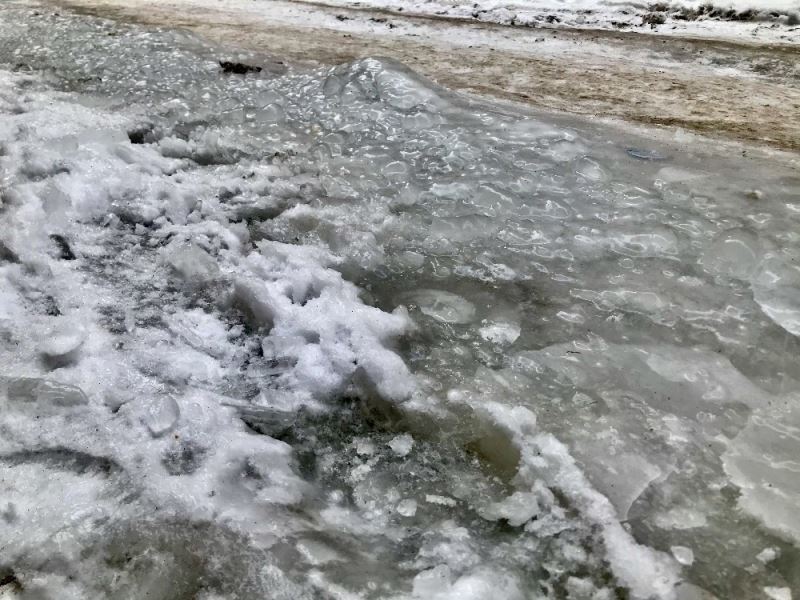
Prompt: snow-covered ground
<box><xmin>290</xmin><ymin>0</ymin><xmax>800</xmax><ymax>42</ymax></box>
<box><xmin>0</xmin><ymin>3</ymin><xmax>799</xmax><ymax>600</ymax></box>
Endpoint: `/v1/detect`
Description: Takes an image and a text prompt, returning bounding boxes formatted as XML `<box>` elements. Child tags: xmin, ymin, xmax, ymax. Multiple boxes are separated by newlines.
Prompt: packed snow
<box><xmin>0</xmin><ymin>3</ymin><xmax>798</xmax><ymax>600</ymax></box>
<box><xmin>290</xmin><ymin>0</ymin><xmax>800</xmax><ymax>41</ymax></box>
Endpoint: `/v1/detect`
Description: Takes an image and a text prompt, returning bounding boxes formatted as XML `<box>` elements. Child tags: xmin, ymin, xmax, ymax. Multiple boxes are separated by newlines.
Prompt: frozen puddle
<box><xmin>0</xmin><ymin>4</ymin><xmax>799</xmax><ymax>599</ymax></box>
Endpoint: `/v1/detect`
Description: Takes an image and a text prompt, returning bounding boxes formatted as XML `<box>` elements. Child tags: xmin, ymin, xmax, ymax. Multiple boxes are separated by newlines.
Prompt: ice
<box><xmin>39</xmin><ymin>321</ymin><xmax>85</xmax><ymax>368</ymax></box>
<box><xmin>163</xmin><ymin>239</ymin><xmax>221</xmax><ymax>286</ymax></box>
<box><xmin>722</xmin><ymin>399</ymin><xmax>800</xmax><ymax>542</ymax></box>
<box><xmin>702</xmin><ymin>228</ymin><xmax>761</xmax><ymax>279</ymax></box>
<box><xmin>234</xmin><ymin>242</ymin><xmax>414</xmax><ymax>404</ymax></box>
<box><xmin>480</xmin><ymin>491</ymin><xmax>541</xmax><ymax>527</ymax></box>
<box><xmin>295</xmin><ymin>539</ymin><xmax>342</xmax><ymax>566</ymax></box>
<box><xmin>751</xmin><ymin>255</ymin><xmax>800</xmax><ymax>336</ymax></box>
<box><xmin>478</xmin><ymin>320</ymin><xmax>521</xmax><ymax>345</ymax></box>
<box><xmin>145</xmin><ymin>395</ymin><xmax>180</xmax><ymax>437</ymax></box>
<box><xmin>0</xmin><ymin>6</ymin><xmax>798</xmax><ymax>600</ymax></box>
<box><xmin>397</xmin><ymin>498</ymin><xmax>418</xmax><ymax>517</ymax></box>
<box><xmin>387</xmin><ymin>433</ymin><xmax>414</xmax><ymax>457</ymax></box>
<box><xmin>425</xmin><ymin>495</ymin><xmax>457</xmax><ymax>507</ymax></box>
<box><xmin>408</xmin><ymin>289</ymin><xmax>476</xmax><ymax>324</ymax></box>
<box><xmin>765</xmin><ymin>588</ymin><xmax>793</xmax><ymax>600</ymax></box>
<box><xmin>654</xmin><ymin>507</ymin><xmax>709</xmax><ymax>531</ymax></box>
<box><xmin>671</xmin><ymin>546</ymin><xmax>695</xmax><ymax>566</ymax></box>
<box><xmin>2</xmin><ymin>377</ymin><xmax>89</xmax><ymax>408</ymax></box>
<box><xmin>167</xmin><ymin>309</ymin><xmax>235</xmax><ymax>359</ymax></box>
<box><xmin>756</xmin><ymin>547</ymin><xmax>780</xmax><ymax>563</ymax></box>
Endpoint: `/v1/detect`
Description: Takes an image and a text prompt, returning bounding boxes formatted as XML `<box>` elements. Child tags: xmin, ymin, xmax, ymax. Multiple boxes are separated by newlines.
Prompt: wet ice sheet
<box><xmin>0</xmin><ymin>3</ymin><xmax>799</xmax><ymax>600</ymax></box>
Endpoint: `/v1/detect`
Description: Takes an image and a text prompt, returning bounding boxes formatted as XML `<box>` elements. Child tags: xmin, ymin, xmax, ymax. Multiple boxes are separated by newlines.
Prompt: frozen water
<box><xmin>145</xmin><ymin>395</ymin><xmax>181</xmax><ymax>437</ymax></box>
<box><xmin>387</xmin><ymin>433</ymin><xmax>414</xmax><ymax>457</ymax></box>
<box><xmin>671</xmin><ymin>546</ymin><xmax>695</xmax><ymax>566</ymax></box>
<box><xmin>38</xmin><ymin>320</ymin><xmax>85</xmax><ymax>367</ymax></box>
<box><xmin>764</xmin><ymin>588</ymin><xmax>793</xmax><ymax>600</ymax></box>
<box><xmin>0</xmin><ymin>4</ymin><xmax>798</xmax><ymax>600</ymax></box>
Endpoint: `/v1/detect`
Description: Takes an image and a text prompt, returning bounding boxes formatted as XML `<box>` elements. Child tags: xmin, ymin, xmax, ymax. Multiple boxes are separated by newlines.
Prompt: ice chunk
<box><xmin>756</xmin><ymin>547</ymin><xmax>780</xmax><ymax>564</ymax></box>
<box><xmin>167</xmin><ymin>309</ymin><xmax>232</xmax><ymax>359</ymax></box>
<box><xmin>409</xmin><ymin>290</ymin><xmax>476</xmax><ymax>324</ymax></box>
<box><xmin>671</xmin><ymin>546</ymin><xmax>695</xmax><ymax>566</ymax></box>
<box><xmin>355</xmin><ymin>438</ymin><xmax>376</xmax><ymax>456</ymax></box>
<box><xmin>387</xmin><ymin>433</ymin><xmax>414</xmax><ymax>457</ymax></box>
<box><xmin>480</xmin><ymin>491</ymin><xmax>540</xmax><ymax>527</ymax></box>
<box><xmin>416</xmin><ymin>567</ymin><xmax>525</xmax><ymax>600</ymax></box>
<box><xmin>145</xmin><ymin>396</ymin><xmax>180</xmax><ymax>437</ymax></box>
<box><xmin>764</xmin><ymin>588</ymin><xmax>792</xmax><ymax>600</ymax></box>
<box><xmin>397</xmin><ymin>499</ymin><xmax>417</xmax><ymax>517</ymax></box>
<box><xmin>3</xmin><ymin>377</ymin><xmax>89</xmax><ymax>407</ymax></box>
<box><xmin>163</xmin><ymin>240</ymin><xmax>220</xmax><ymax>286</ymax></box>
<box><xmin>425</xmin><ymin>495</ymin><xmax>457</xmax><ymax>507</ymax></box>
<box><xmin>478</xmin><ymin>320</ymin><xmax>521</xmax><ymax>345</ymax></box>
<box><xmin>39</xmin><ymin>322</ymin><xmax>84</xmax><ymax>368</ymax></box>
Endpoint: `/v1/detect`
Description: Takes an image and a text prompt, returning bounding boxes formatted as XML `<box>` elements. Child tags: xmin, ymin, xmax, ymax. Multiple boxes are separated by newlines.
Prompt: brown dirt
<box><xmin>49</xmin><ymin>0</ymin><xmax>800</xmax><ymax>151</ymax></box>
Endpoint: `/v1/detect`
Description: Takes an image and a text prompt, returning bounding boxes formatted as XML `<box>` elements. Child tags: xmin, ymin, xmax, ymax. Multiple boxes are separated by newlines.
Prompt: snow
<box><xmin>295</xmin><ymin>0</ymin><xmax>800</xmax><ymax>42</ymax></box>
<box><xmin>0</xmin><ymin>3</ymin><xmax>798</xmax><ymax>599</ymax></box>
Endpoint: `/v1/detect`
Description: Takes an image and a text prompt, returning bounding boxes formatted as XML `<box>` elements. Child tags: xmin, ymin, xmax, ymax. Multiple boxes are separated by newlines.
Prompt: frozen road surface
<box><xmin>0</xmin><ymin>2</ymin><xmax>798</xmax><ymax>599</ymax></box>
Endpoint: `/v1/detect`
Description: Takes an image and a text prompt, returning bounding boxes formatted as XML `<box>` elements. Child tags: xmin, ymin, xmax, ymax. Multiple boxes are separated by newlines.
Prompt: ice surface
<box><xmin>0</xmin><ymin>4</ymin><xmax>798</xmax><ymax>600</ymax></box>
